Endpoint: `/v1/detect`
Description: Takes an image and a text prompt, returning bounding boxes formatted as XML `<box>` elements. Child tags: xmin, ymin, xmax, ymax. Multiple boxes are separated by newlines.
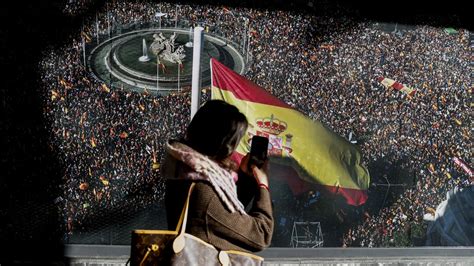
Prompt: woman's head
<box><xmin>185</xmin><ymin>100</ymin><xmax>248</xmax><ymax>161</ymax></box>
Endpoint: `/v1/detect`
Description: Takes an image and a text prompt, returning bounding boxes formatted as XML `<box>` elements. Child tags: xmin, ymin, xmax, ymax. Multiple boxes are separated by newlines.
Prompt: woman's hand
<box><xmin>239</xmin><ymin>154</ymin><xmax>252</xmax><ymax>176</ymax></box>
<box><xmin>240</xmin><ymin>154</ymin><xmax>269</xmax><ymax>188</ymax></box>
<box><xmin>251</xmin><ymin>163</ymin><xmax>269</xmax><ymax>188</ymax></box>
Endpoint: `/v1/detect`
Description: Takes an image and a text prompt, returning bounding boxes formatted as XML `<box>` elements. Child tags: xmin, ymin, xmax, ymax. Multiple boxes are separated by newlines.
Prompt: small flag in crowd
<box><xmin>428</xmin><ymin>163</ymin><xmax>435</xmax><ymax>173</ymax></box>
<box><xmin>90</xmin><ymin>136</ymin><xmax>97</xmax><ymax>148</ymax></box>
<box><xmin>81</xmin><ymin>31</ymin><xmax>92</xmax><ymax>43</ymax></box>
<box><xmin>58</xmin><ymin>78</ymin><xmax>73</xmax><ymax>89</ymax></box>
<box><xmin>101</xmin><ymin>83</ymin><xmax>111</xmax><ymax>93</ymax></box>
<box><xmin>79</xmin><ymin>182</ymin><xmax>89</xmax><ymax>190</ymax></box>
<box><xmin>51</xmin><ymin>90</ymin><xmax>59</xmax><ymax>101</ymax></box>
<box><xmin>444</xmin><ymin>28</ymin><xmax>458</xmax><ymax>35</ymax></box>
<box><xmin>119</xmin><ymin>132</ymin><xmax>129</xmax><ymax>139</ymax></box>
<box><xmin>320</xmin><ymin>44</ymin><xmax>335</xmax><ymax>51</ymax></box>
<box><xmin>445</xmin><ymin>172</ymin><xmax>452</xmax><ymax>179</ymax></box>
<box><xmin>453</xmin><ymin>118</ymin><xmax>462</xmax><ymax>126</ymax></box>
<box><xmin>99</xmin><ymin>175</ymin><xmax>109</xmax><ymax>186</ymax></box>
<box><xmin>453</xmin><ymin>157</ymin><xmax>473</xmax><ymax>178</ymax></box>
<box><xmin>377</xmin><ymin>77</ymin><xmax>416</xmax><ymax>97</ymax></box>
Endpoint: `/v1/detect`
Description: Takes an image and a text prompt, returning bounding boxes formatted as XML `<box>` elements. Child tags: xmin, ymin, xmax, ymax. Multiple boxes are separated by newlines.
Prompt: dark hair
<box><xmin>185</xmin><ymin>100</ymin><xmax>248</xmax><ymax>162</ymax></box>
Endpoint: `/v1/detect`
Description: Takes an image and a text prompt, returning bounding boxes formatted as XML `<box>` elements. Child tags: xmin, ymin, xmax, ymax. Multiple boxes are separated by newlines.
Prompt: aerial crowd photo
<box><xmin>1</xmin><ymin>0</ymin><xmax>472</xmax><ymax>264</ymax></box>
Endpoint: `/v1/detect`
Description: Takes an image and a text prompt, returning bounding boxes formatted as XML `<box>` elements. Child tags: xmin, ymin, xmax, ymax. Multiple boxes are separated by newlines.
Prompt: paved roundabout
<box><xmin>87</xmin><ymin>28</ymin><xmax>245</xmax><ymax>94</ymax></box>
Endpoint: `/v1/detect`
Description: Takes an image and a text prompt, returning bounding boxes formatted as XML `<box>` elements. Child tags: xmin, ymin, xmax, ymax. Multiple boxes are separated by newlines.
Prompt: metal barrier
<box><xmin>64</xmin><ymin>245</ymin><xmax>474</xmax><ymax>265</ymax></box>
<box><xmin>290</xmin><ymin>222</ymin><xmax>324</xmax><ymax>248</ymax></box>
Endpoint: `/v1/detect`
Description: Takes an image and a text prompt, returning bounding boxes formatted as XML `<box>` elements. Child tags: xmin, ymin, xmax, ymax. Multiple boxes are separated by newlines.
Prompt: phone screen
<box><xmin>248</xmin><ymin>136</ymin><xmax>269</xmax><ymax>171</ymax></box>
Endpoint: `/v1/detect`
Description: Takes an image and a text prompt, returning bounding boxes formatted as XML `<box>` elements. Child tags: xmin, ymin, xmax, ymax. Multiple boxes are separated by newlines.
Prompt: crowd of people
<box><xmin>40</xmin><ymin>0</ymin><xmax>472</xmax><ymax>246</ymax></box>
<box><xmin>239</xmin><ymin>5</ymin><xmax>472</xmax><ymax>246</ymax></box>
<box><xmin>40</xmin><ymin>44</ymin><xmax>191</xmax><ymax>233</ymax></box>
<box><xmin>63</xmin><ymin>0</ymin><xmax>95</xmax><ymax>16</ymax></box>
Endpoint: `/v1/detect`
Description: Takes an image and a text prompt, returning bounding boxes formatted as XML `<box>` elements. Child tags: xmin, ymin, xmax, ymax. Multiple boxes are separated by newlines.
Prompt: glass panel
<box><xmin>35</xmin><ymin>1</ymin><xmax>473</xmax><ymax>247</ymax></box>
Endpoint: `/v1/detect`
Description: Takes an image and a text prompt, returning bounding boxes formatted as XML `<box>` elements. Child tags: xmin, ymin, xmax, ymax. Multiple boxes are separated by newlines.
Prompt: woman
<box><xmin>162</xmin><ymin>100</ymin><xmax>273</xmax><ymax>252</ymax></box>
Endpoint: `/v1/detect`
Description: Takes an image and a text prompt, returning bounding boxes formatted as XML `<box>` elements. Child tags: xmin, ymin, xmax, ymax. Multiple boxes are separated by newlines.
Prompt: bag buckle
<box><xmin>139</xmin><ymin>244</ymin><xmax>160</xmax><ymax>266</ymax></box>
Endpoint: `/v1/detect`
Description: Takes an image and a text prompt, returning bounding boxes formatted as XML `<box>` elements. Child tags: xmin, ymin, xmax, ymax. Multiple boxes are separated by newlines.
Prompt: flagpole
<box><xmin>107</xmin><ymin>3</ymin><xmax>110</xmax><ymax>39</ymax></box>
<box><xmin>82</xmin><ymin>36</ymin><xmax>86</xmax><ymax>66</ymax></box>
<box><xmin>96</xmin><ymin>13</ymin><xmax>99</xmax><ymax>44</ymax></box>
<box><xmin>191</xmin><ymin>26</ymin><xmax>204</xmax><ymax>119</ymax></box>
<box><xmin>246</xmin><ymin>32</ymin><xmax>251</xmax><ymax>63</ymax></box>
<box><xmin>156</xmin><ymin>57</ymin><xmax>160</xmax><ymax>91</ymax></box>
<box><xmin>177</xmin><ymin>63</ymin><xmax>181</xmax><ymax>92</ymax></box>
<box><xmin>242</xmin><ymin>18</ymin><xmax>248</xmax><ymax>55</ymax></box>
<box><xmin>175</xmin><ymin>5</ymin><xmax>178</xmax><ymax>28</ymax></box>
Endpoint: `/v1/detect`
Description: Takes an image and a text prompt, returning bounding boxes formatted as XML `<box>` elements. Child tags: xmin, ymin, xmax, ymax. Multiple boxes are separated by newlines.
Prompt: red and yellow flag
<box><xmin>81</xmin><ymin>31</ymin><xmax>92</xmax><ymax>43</ymax></box>
<box><xmin>101</xmin><ymin>83</ymin><xmax>111</xmax><ymax>93</ymax></box>
<box><xmin>377</xmin><ymin>77</ymin><xmax>416</xmax><ymax>97</ymax></box>
<box><xmin>210</xmin><ymin>58</ymin><xmax>370</xmax><ymax>205</ymax></box>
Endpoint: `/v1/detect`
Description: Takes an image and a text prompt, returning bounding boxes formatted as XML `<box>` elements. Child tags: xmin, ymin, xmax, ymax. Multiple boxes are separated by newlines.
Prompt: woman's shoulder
<box><xmin>166</xmin><ymin>180</ymin><xmax>217</xmax><ymax>213</ymax></box>
<box><xmin>188</xmin><ymin>181</ymin><xmax>216</xmax><ymax>197</ymax></box>
<box><xmin>193</xmin><ymin>181</ymin><xmax>216</xmax><ymax>194</ymax></box>
<box><xmin>166</xmin><ymin>179</ymin><xmax>214</xmax><ymax>194</ymax></box>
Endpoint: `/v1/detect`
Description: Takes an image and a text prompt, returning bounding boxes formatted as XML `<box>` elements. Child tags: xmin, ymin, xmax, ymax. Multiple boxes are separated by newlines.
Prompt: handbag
<box><xmin>130</xmin><ymin>183</ymin><xmax>264</xmax><ymax>266</ymax></box>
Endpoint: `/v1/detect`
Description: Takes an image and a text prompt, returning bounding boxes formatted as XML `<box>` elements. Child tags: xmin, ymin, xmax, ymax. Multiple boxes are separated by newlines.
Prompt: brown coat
<box><xmin>163</xmin><ymin>156</ymin><xmax>274</xmax><ymax>253</ymax></box>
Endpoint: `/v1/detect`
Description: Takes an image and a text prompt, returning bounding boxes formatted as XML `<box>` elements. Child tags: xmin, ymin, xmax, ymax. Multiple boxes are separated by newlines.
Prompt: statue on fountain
<box><xmin>149</xmin><ymin>32</ymin><xmax>186</xmax><ymax>64</ymax></box>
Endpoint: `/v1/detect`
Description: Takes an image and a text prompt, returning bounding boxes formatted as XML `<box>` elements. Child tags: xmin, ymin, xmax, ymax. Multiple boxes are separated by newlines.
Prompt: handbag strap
<box><xmin>174</xmin><ymin>182</ymin><xmax>196</xmax><ymax>233</ymax></box>
<box><xmin>172</xmin><ymin>182</ymin><xmax>196</xmax><ymax>253</ymax></box>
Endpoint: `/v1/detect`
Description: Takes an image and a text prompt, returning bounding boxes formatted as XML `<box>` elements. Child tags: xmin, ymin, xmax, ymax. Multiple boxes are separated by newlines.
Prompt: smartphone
<box><xmin>248</xmin><ymin>136</ymin><xmax>269</xmax><ymax>171</ymax></box>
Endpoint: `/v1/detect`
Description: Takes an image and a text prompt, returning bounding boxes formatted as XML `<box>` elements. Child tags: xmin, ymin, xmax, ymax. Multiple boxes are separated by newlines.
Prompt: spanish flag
<box><xmin>81</xmin><ymin>31</ymin><xmax>92</xmax><ymax>43</ymax></box>
<box><xmin>377</xmin><ymin>77</ymin><xmax>416</xmax><ymax>97</ymax></box>
<box><xmin>210</xmin><ymin>58</ymin><xmax>370</xmax><ymax>205</ymax></box>
<box><xmin>51</xmin><ymin>90</ymin><xmax>59</xmax><ymax>101</ymax></box>
<box><xmin>90</xmin><ymin>136</ymin><xmax>97</xmax><ymax>148</ymax></box>
<box><xmin>101</xmin><ymin>83</ymin><xmax>111</xmax><ymax>93</ymax></box>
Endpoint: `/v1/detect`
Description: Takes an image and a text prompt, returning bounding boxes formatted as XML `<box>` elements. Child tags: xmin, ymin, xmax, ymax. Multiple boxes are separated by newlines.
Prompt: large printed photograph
<box><xmin>35</xmin><ymin>0</ymin><xmax>473</xmax><ymax>248</ymax></box>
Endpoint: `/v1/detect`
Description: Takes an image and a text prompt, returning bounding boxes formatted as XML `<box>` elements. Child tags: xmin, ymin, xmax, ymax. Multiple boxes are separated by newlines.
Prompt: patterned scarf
<box><xmin>166</xmin><ymin>141</ymin><xmax>247</xmax><ymax>215</ymax></box>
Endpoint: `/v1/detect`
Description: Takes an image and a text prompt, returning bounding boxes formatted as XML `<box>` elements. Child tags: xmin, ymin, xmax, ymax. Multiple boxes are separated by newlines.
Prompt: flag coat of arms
<box><xmin>210</xmin><ymin>58</ymin><xmax>370</xmax><ymax>205</ymax></box>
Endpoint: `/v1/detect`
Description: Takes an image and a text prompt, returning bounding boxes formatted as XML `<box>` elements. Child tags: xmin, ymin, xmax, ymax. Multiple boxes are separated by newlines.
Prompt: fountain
<box><xmin>138</xmin><ymin>38</ymin><xmax>150</xmax><ymax>62</ymax></box>
<box><xmin>90</xmin><ymin>27</ymin><xmax>245</xmax><ymax>92</ymax></box>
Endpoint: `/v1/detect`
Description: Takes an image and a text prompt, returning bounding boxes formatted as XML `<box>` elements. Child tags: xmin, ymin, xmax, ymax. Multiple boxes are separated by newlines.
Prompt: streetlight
<box><xmin>95</xmin><ymin>13</ymin><xmax>99</xmax><ymax>44</ymax></box>
<box><xmin>185</xmin><ymin>26</ymin><xmax>193</xmax><ymax>48</ymax></box>
<box><xmin>219</xmin><ymin>8</ymin><xmax>249</xmax><ymax>50</ymax></box>
<box><xmin>154</xmin><ymin>11</ymin><xmax>166</xmax><ymax>91</ymax></box>
<box><xmin>177</xmin><ymin>62</ymin><xmax>181</xmax><ymax>92</ymax></box>
<box><xmin>246</xmin><ymin>31</ymin><xmax>251</xmax><ymax>63</ymax></box>
<box><xmin>242</xmin><ymin>17</ymin><xmax>249</xmax><ymax>55</ymax></box>
<box><xmin>372</xmin><ymin>175</ymin><xmax>406</xmax><ymax>209</ymax></box>
<box><xmin>156</xmin><ymin>57</ymin><xmax>160</xmax><ymax>91</ymax></box>
<box><xmin>82</xmin><ymin>35</ymin><xmax>86</xmax><ymax>66</ymax></box>
<box><xmin>174</xmin><ymin>5</ymin><xmax>179</xmax><ymax>28</ymax></box>
<box><xmin>107</xmin><ymin>3</ymin><xmax>110</xmax><ymax>39</ymax></box>
<box><xmin>155</xmin><ymin>11</ymin><xmax>167</xmax><ymax>29</ymax></box>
